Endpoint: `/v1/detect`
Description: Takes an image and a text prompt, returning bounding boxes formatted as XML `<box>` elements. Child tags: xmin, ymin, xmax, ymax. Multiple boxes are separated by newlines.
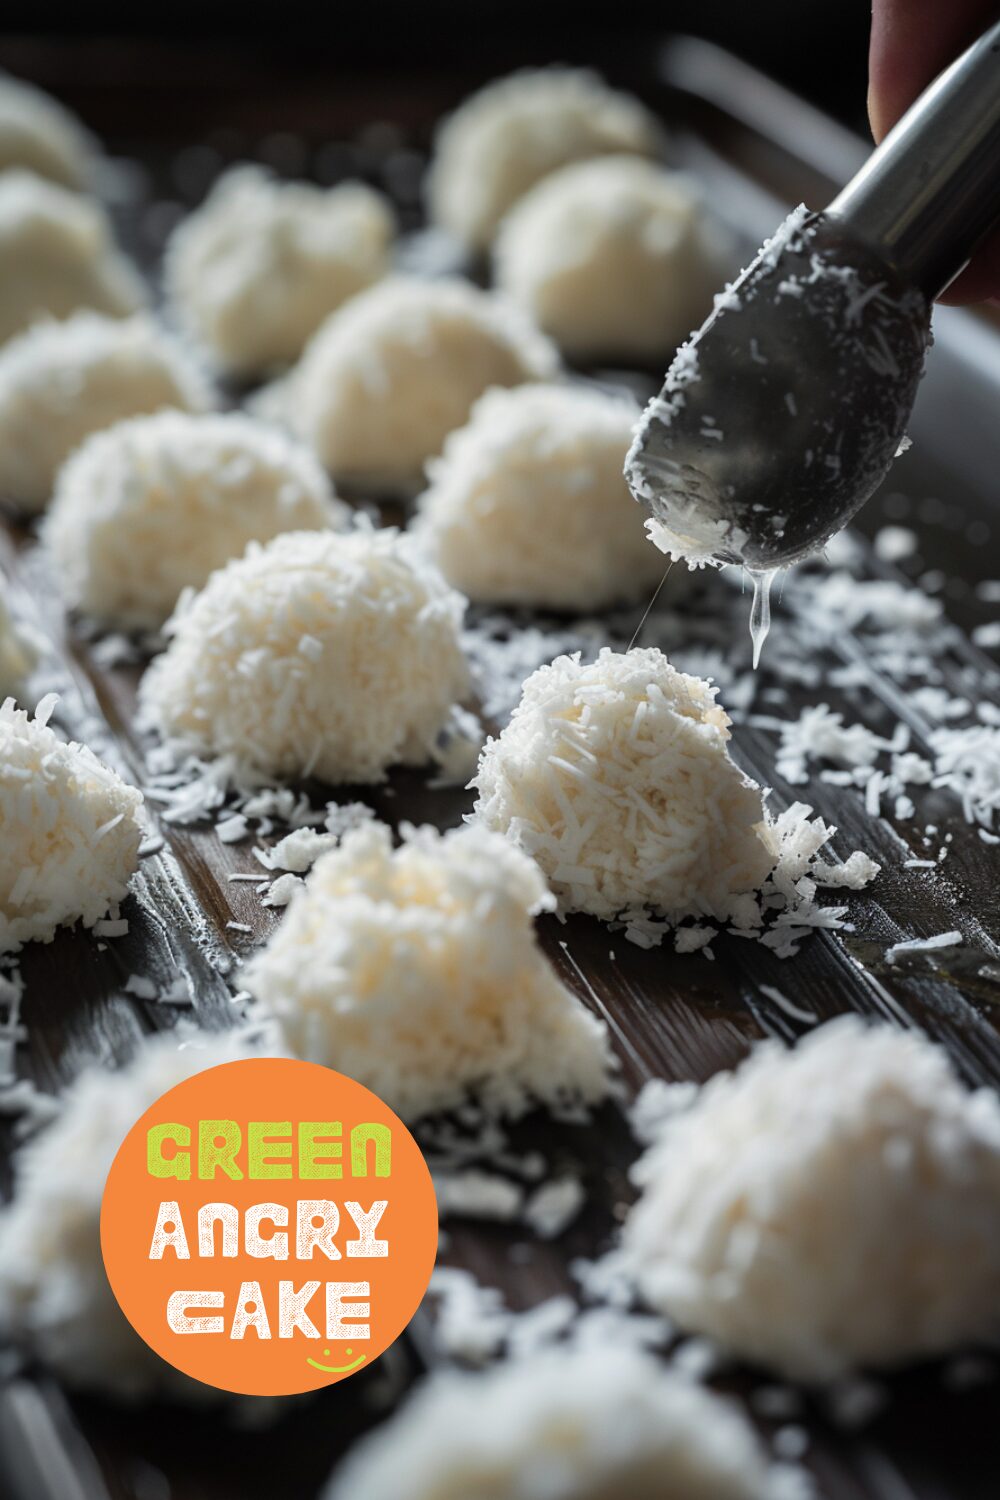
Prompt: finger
<box><xmin>869</xmin><ymin>0</ymin><xmax>1000</xmax><ymax>303</ymax></box>
<box><xmin>868</xmin><ymin>0</ymin><xmax>999</xmax><ymax>141</ymax></box>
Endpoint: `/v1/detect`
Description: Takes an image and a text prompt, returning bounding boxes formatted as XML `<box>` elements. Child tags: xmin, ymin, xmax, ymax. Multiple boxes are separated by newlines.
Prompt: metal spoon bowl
<box><xmin>626</xmin><ymin>18</ymin><xmax>1000</xmax><ymax>576</ymax></box>
<box><xmin>625</xmin><ymin>208</ymin><xmax>931</xmax><ymax>572</ymax></box>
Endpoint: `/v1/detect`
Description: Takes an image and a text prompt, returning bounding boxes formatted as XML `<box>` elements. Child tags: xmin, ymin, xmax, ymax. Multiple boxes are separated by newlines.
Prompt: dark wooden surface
<box><xmin>2</xmin><ymin>38</ymin><xmax>1000</xmax><ymax>1500</ymax></box>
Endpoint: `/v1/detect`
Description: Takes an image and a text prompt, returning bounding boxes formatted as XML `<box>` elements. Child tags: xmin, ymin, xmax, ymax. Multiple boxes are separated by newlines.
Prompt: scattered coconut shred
<box><xmin>0</xmin><ymin>695</ymin><xmax>144</xmax><ymax>953</ymax></box>
<box><xmin>620</xmin><ymin>1016</ymin><xmax>1000</xmax><ymax>1382</ymax></box>
<box><xmin>473</xmin><ymin>646</ymin><xmax>877</xmax><ymax>955</ymax></box>
<box><xmin>324</xmin><ymin>1345</ymin><xmax>811</xmax><ymax>1500</ymax></box>
<box><xmin>0</xmin><ymin>1028</ymin><xmax>264</xmax><ymax>1400</ymax></box>
<box><xmin>244</xmin><ymin>821</ymin><xmax>614</xmax><ymax>1122</ymax></box>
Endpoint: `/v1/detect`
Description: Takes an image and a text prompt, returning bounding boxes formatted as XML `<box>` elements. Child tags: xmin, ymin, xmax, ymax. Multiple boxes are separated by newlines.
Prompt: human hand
<box><xmin>869</xmin><ymin>0</ymin><xmax>1000</xmax><ymax>303</ymax></box>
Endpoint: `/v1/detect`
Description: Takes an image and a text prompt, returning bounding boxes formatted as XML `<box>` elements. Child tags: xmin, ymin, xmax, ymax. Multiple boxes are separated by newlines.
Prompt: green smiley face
<box><xmin>306</xmin><ymin>1346</ymin><xmax>368</xmax><ymax>1375</ymax></box>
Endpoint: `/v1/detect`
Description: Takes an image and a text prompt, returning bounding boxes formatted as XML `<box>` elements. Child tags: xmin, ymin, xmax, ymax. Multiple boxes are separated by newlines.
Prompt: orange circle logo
<box><xmin>101</xmin><ymin>1056</ymin><xmax>437</xmax><ymax>1396</ymax></box>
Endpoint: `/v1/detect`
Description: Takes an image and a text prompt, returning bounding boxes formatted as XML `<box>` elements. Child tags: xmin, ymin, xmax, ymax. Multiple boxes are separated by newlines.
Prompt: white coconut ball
<box><xmin>0</xmin><ymin>312</ymin><xmax>213</xmax><ymax>513</ymax></box>
<box><xmin>245</xmin><ymin>821</ymin><xmax>612</xmax><ymax>1122</ymax></box>
<box><xmin>0</xmin><ymin>593</ymin><xmax>35</xmax><ymax>702</ymax></box>
<box><xmin>0</xmin><ymin>695</ymin><xmax>144</xmax><ymax>953</ymax></box>
<box><xmin>140</xmin><ymin>527</ymin><xmax>470</xmax><ymax>784</ymax></box>
<box><xmin>623</xmin><ymin>1016</ymin><xmax>1000</xmax><ymax>1381</ymax></box>
<box><xmin>495</xmin><ymin>157</ymin><xmax>724</xmax><ymax>363</ymax></box>
<box><xmin>282</xmin><ymin>275</ymin><xmax>558</xmax><ymax>494</ymax></box>
<box><xmin>416</xmin><ymin>382</ymin><xmax>671</xmax><ymax>610</ymax></box>
<box><xmin>166</xmin><ymin>165</ymin><xmax>395</xmax><ymax>378</ymax></box>
<box><xmin>0</xmin><ymin>71</ymin><xmax>97</xmax><ymax>188</ymax></box>
<box><xmin>0</xmin><ymin>1030</ymin><xmax>259</xmax><ymax>1400</ymax></box>
<box><xmin>0</xmin><ymin>171</ymin><xmax>144</xmax><ymax>349</ymax></box>
<box><xmin>427</xmin><ymin>67</ymin><xmax>662</xmax><ymax>252</ymax></box>
<box><xmin>46</xmin><ymin>411</ymin><xmax>347</xmax><ymax>628</ymax></box>
<box><xmin>325</xmin><ymin>1346</ymin><xmax>809</xmax><ymax>1500</ymax></box>
<box><xmin>474</xmin><ymin>647</ymin><xmax>775</xmax><ymax>925</ymax></box>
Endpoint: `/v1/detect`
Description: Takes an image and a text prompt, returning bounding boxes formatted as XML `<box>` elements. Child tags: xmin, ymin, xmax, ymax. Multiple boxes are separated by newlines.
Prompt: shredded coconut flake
<box><xmin>324</xmin><ymin>1344</ymin><xmax>809</xmax><ymax>1500</ymax></box>
<box><xmin>166</xmin><ymin>164</ymin><xmax>395</xmax><ymax>377</ymax></box>
<box><xmin>622</xmin><ymin>1017</ymin><xmax>1000</xmax><ymax>1381</ymax></box>
<box><xmin>415</xmin><ymin>382</ymin><xmax>668</xmax><ymax>610</ymax></box>
<box><xmin>0</xmin><ymin>172</ymin><xmax>144</xmax><ymax>356</ymax></box>
<box><xmin>46</xmin><ymin>410</ymin><xmax>344</xmax><ymax>627</ymax></box>
<box><xmin>277</xmin><ymin>275</ymin><xmax>558</xmax><ymax>495</ymax></box>
<box><xmin>494</xmin><ymin>155</ymin><xmax>722</xmax><ymax>363</ymax></box>
<box><xmin>244</xmin><ymin>822</ymin><xmax>613</xmax><ymax>1122</ymax></box>
<box><xmin>474</xmin><ymin>647</ymin><xmax>775</xmax><ymax>927</ymax></box>
<box><xmin>0</xmin><ymin>311</ymin><xmax>212</xmax><ymax>513</ymax></box>
<box><xmin>140</xmin><ymin>526</ymin><xmax>470</xmax><ymax>786</ymax></box>
<box><xmin>1</xmin><ymin>697</ymin><xmax>144</xmax><ymax>953</ymax></box>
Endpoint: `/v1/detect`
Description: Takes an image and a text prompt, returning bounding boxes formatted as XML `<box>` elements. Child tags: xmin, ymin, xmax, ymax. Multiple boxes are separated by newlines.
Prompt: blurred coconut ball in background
<box><xmin>0</xmin><ymin>70</ymin><xmax>98</xmax><ymax>188</ymax></box>
<box><xmin>0</xmin><ymin>172</ymin><xmax>144</xmax><ymax>349</ymax></box>
<box><xmin>166</xmin><ymin>165</ymin><xmax>395</xmax><ymax>378</ymax></box>
<box><xmin>0</xmin><ymin>313</ymin><xmax>213</xmax><ymax>513</ymax></box>
<box><xmin>622</xmin><ymin>1015</ymin><xmax>1000</xmax><ymax>1382</ymax></box>
<box><xmin>427</xmin><ymin>67</ymin><xmax>664</xmax><ymax>252</ymax></box>
<box><xmin>495</xmin><ymin>156</ymin><xmax>729</xmax><ymax>363</ymax></box>
<box><xmin>274</xmin><ymin>275</ymin><xmax>559</xmax><ymax>495</ymax></box>
<box><xmin>45</xmin><ymin>410</ymin><xmax>347</xmax><ymax>628</ymax></box>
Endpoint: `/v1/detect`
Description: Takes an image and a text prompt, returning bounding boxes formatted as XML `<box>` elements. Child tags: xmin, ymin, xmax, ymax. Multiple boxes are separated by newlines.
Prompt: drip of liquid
<box><xmin>627</xmin><ymin>564</ymin><xmax>673</xmax><ymax>652</ymax></box>
<box><xmin>749</xmin><ymin>568</ymin><xmax>775</xmax><ymax>669</ymax></box>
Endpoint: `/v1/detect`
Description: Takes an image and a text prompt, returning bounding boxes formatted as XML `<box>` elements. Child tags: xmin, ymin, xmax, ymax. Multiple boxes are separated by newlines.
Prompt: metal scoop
<box><xmin>626</xmin><ymin>19</ymin><xmax>1000</xmax><ymax>583</ymax></box>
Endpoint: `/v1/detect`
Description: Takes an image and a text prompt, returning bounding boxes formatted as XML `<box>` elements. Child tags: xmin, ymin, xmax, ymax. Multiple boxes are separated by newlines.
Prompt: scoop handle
<box><xmin>828</xmin><ymin>18</ymin><xmax>1000</xmax><ymax>299</ymax></box>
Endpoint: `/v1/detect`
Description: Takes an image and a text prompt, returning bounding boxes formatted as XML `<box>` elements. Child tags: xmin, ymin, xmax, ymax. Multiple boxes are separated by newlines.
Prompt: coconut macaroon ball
<box><xmin>416</xmin><ymin>383</ymin><xmax>668</xmax><ymax>611</ymax></box>
<box><xmin>623</xmin><ymin>1016</ymin><xmax>1000</xmax><ymax>1382</ymax></box>
<box><xmin>326</xmin><ymin>1346</ymin><xmax>808</xmax><ymax>1500</ymax></box>
<box><xmin>0</xmin><ymin>593</ymin><xmax>35</xmax><ymax>702</ymax></box>
<box><xmin>166</xmin><ymin>165</ymin><xmax>395</xmax><ymax>378</ymax></box>
<box><xmin>0</xmin><ymin>1030</ymin><xmax>258</xmax><ymax>1400</ymax></box>
<box><xmin>0</xmin><ymin>71</ymin><xmax>97</xmax><ymax>188</ymax></box>
<box><xmin>46</xmin><ymin>411</ymin><xmax>346</xmax><ymax>628</ymax></box>
<box><xmin>427</xmin><ymin>67</ymin><xmax>663</xmax><ymax>253</ymax></box>
<box><xmin>495</xmin><ymin>157</ymin><xmax>723</xmax><ymax>364</ymax></box>
<box><xmin>0</xmin><ymin>695</ymin><xmax>144</xmax><ymax>953</ymax></box>
<box><xmin>474</xmin><ymin>646</ymin><xmax>774</xmax><ymax>925</ymax></box>
<box><xmin>285</xmin><ymin>275</ymin><xmax>558</xmax><ymax>494</ymax></box>
<box><xmin>0</xmin><ymin>313</ymin><xmax>213</xmax><ymax>513</ymax></box>
<box><xmin>245</xmin><ymin>821</ymin><xmax>612</xmax><ymax>1122</ymax></box>
<box><xmin>0</xmin><ymin>171</ymin><xmax>144</xmax><ymax>349</ymax></box>
<box><xmin>140</xmin><ymin>527</ymin><xmax>470</xmax><ymax>784</ymax></box>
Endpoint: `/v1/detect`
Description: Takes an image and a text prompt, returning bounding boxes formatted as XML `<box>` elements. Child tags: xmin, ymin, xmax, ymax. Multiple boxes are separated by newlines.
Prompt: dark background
<box><xmin>0</xmin><ymin>3</ymin><xmax>875</xmax><ymax>143</ymax></box>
